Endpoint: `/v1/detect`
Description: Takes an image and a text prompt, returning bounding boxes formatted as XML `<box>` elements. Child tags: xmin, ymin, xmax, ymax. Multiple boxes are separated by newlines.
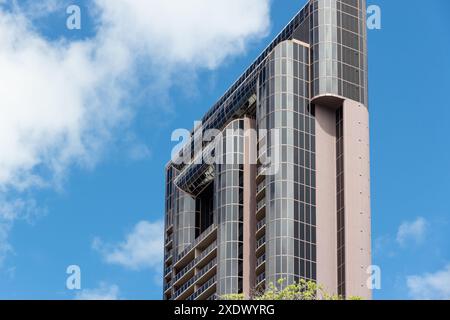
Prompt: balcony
<box><xmin>174</xmin><ymin>259</ymin><xmax>217</xmax><ymax>300</ymax></box>
<box><xmin>256</xmin><ymin>235</ymin><xmax>266</xmax><ymax>250</ymax></box>
<box><xmin>195</xmin><ymin>258</ymin><xmax>217</xmax><ymax>285</ymax></box>
<box><xmin>165</xmin><ymin>249</ymin><xmax>173</xmax><ymax>263</ymax></box>
<box><xmin>196</xmin><ymin>240</ymin><xmax>217</xmax><ymax>264</ymax></box>
<box><xmin>174</xmin><ymin>275</ymin><xmax>196</xmax><ymax>299</ymax></box>
<box><xmin>256</xmin><ymin>254</ymin><xmax>266</xmax><ymax>274</ymax></box>
<box><xmin>256</xmin><ymin>272</ymin><xmax>265</xmax><ymax>285</ymax></box>
<box><xmin>257</xmin><ymin>254</ymin><xmax>266</xmax><ymax>267</ymax></box>
<box><xmin>164</xmin><ymin>281</ymin><xmax>172</xmax><ymax>292</ymax></box>
<box><xmin>175</xmin><ymin>224</ymin><xmax>217</xmax><ymax>269</ymax></box>
<box><xmin>173</xmin><ymin>241</ymin><xmax>217</xmax><ymax>287</ymax></box>
<box><xmin>165</xmin><ymin>234</ymin><xmax>173</xmax><ymax>247</ymax></box>
<box><xmin>256</xmin><ymin>218</ymin><xmax>265</xmax><ymax>230</ymax></box>
<box><xmin>256</xmin><ymin>181</ymin><xmax>266</xmax><ymax>193</ymax></box>
<box><xmin>257</xmin><ymin>165</ymin><xmax>267</xmax><ymax>176</ymax></box>
<box><xmin>256</xmin><ymin>198</ymin><xmax>266</xmax><ymax>221</ymax></box>
<box><xmin>256</xmin><ymin>235</ymin><xmax>265</xmax><ymax>257</ymax></box>
<box><xmin>164</xmin><ymin>266</ymin><xmax>172</xmax><ymax>279</ymax></box>
<box><xmin>186</xmin><ymin>275</ymin><xmax>217</xmax><ymax>301</ymax></box>
<box><xmin>256</xmin><ymin>199</ymin><xmax>266</xmax><ymax>215</ymax></box>
<box><xmin>173</xmin><ymin>263</ymin><xmax>195</xmax><ymax>288</ymax></box>
<box><xmin>256</xmin><ymin>182</ymin><xmax>266</xmax><ymax>201</ymax></box>
<box><xmin>256</xmin><ymin>218</ymin><xmax>266</xmax><ymax>238</ymax></box>
<box><xmin>256</xmin><ymin>272</ymin><xmax>265</xmax><ymax>291</ymax></box>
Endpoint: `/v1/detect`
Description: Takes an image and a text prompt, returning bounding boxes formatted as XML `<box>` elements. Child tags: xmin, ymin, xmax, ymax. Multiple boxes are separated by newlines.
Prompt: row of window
<box><xmin>267</xmin><ymin>258</ymin><xmax>317</xmax><ymax>282</ymax></box>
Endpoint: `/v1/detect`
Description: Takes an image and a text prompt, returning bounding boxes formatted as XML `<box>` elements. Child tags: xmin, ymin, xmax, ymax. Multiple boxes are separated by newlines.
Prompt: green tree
<box><xmin>222</xmin><ymin>279</ymin><xmax>362</xmax><ymax>300</ymax></box>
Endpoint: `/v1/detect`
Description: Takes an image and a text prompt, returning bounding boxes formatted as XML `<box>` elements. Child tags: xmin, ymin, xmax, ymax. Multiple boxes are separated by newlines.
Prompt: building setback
<box><xmin>163</xmin><ymin>0</ymin><xmax>371</xmax><ymax>300</ymax></box>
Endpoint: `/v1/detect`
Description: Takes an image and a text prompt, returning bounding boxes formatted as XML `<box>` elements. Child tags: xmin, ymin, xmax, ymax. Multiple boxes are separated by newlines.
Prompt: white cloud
<box><xmin>396</xmin><ymin>217</ymin><xmax>427</xmax><ymax>246</ymax></box>
<box><xmin>0</xmin><ymin>0</ymin><xmax>271</xmax><ymax>263</ymax></box>
<box><xmin>75</xmin><ymin>283</ymin><xmax>120</xmax><ymax>300</ymax></box>
<box><xmin>94</xmin><ymin>0</ymin><xmax>271</xmax><ymax>68</ymax></box>
<box><xmin>0</xmin><ymin>5</ymin><xmax>133</xmax><ymax>192</ymax></box>
<box><xmin>0</xmin><ymin>5</ymin><xmax>130</xmax><ymax>262</ymax></box>
<box><xmin>93</xmin><ymin>220</ymin><xmax>164</xmax><ymax>271</ymax></box>
<box><xmin>407</xmin><ymin>265</ymin><xmax>450</xmax><ymax>300</ymax></box>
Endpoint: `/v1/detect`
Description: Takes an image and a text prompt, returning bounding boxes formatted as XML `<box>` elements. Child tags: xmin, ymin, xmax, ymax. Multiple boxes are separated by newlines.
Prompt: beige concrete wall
<box><xmin>315</xmin><ymin>104</ymin><xmax>338</xmax><ymax>296</ymax></box>
<box><xmin>342</xmin><ymin>99</ymin><xmax>372</xmax><ymax>299</ymax></box>
<box><xmin>243</xmin><ymin>117</ymin><xmax>257</xmax><ymax>298</ymax></box>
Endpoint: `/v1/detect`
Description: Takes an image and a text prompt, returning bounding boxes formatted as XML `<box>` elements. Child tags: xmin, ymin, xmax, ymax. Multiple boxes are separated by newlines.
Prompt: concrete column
<box><xmin>342</xmin><ymin>100</ymin><xmax>372</xmax><ymax>299</ymax></box>
<box><xmin>315</xmin><ymin>104</ymin><xmax>338</xmax><ymax>295</ymax></box>
<box><xmin>242</xmin><ymin>117</ymin><xmax>257</xmax><ymax>298</ymax></box>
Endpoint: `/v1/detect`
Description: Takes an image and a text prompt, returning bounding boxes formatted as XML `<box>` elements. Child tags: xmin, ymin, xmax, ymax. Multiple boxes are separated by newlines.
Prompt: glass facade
<box><xmin>215</xmin><ymin>119</ymin><xmax>244</xmax><ymax>295</ymax></box>
<box><xmin>164</xmin><ymin>0</ymin><xmax>370</xmax><ymax>300</ymax></box>
<box><xmin>165</xmin><ymin>166</ymin><xmax>175</xmax><ymax>229</ymax></box>
<box><xmin>174</xmin><ymin>173</ymin><xmax>198</xmax><ymax>255</ymax></box>
<box><xmin>258</xmin><ymin>41</ymin><xmax>317</xmax><ymax>286</ymax></box>
<box><xmin>310</xmin><ymin>0</ymin><xmax>368</xmax><ymax>105</ymax></box>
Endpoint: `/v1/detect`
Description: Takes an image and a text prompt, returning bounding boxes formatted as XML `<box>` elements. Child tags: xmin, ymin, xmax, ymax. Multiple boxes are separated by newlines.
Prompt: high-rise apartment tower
<box><xmin>163</xmin><ymin>0</ymin><xmax>371</xmax><ymax>300</ymax></box>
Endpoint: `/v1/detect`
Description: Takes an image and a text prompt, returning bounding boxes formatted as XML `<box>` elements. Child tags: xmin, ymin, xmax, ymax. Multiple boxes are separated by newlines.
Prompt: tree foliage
<box><xmin>222</xmin><ymin>279</ymin><xmax>362</xmax><ymax>300</ymax></box>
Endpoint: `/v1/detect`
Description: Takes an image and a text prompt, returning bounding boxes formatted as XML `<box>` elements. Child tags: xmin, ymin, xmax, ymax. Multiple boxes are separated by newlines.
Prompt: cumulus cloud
<box><xmin>0</xmin><ymin>4</ymin><xmax>130</xmax><ymax>263</ymax></box>
<box><xmin>95</xmin><ymin>0</ymin><xmax>271</xmax><ymax>68</ymax></box>
<box><xmin>0</xmin><ymin>10</ymin><xmax>130</xmax><ymax>191</ymax></box>
<box><xmin>93</xmin><ymin>220</ymin><xmax>164</xmax><ymax>271</ymax></box>
<box><xmin>407</xmin><ymin>265</ymin><xmax>450</xmax><ymax>300</ymax></box>
<box><xmin>0</xmin><ymin>0</ymin><xmax>271</xmax><ymax>263</ymax></box>
<box><xmin>75</xmin><ymin>283</ymin><xmax>120</xmax><ymax>300</ymax></box>
<box><xmin>396</xmin><ymin>217</ymin><xmax>427</xmax><ymax>246</ymax></box>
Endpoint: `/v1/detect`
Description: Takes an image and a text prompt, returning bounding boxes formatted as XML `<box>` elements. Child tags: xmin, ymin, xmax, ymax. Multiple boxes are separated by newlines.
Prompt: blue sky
<box><xmin>0</xmin><ymin>0</ymin><xmax>449</xmax><ymax>300</ymax></box>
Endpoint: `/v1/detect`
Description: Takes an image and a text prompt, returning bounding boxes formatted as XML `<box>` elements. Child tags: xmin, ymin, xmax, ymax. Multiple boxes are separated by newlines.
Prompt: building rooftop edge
<box><xmin>166</xmin><ymin>1</ymin><xmax>312</xmax><ymax>169</ymax></box>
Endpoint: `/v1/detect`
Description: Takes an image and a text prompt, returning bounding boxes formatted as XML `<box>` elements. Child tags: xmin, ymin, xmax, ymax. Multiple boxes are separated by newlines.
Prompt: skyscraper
<box><xmin>163</xmin><ymin>0</ymin><xmax>371</xmax><ymax>300</ymax></box>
